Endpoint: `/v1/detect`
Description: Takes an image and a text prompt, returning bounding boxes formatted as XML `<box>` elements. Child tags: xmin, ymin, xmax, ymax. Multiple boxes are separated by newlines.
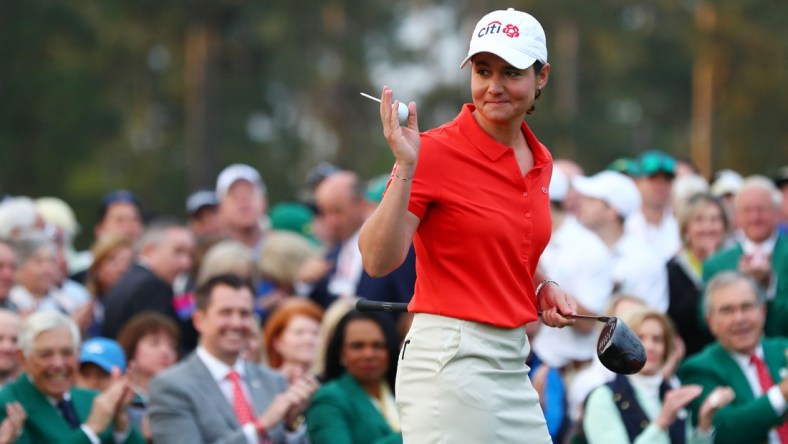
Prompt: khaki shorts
<box><xmin>396</xmin><ymin>313</ymin><xmax>551</xmax><ymax>444</ymax></box>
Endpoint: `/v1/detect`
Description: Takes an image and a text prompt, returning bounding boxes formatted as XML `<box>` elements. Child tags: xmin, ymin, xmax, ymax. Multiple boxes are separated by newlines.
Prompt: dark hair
<box><xmin>322</xmin><ymin>310</ymin><xmax>398</xmax><ymax>391</ymax></box>
<box><xmin>95</xmin><ymin>190</ymin><xmax>143</xmax><ymax>224</ymax></box>
<box><xmin>116</xmin><ymin>311</ymin><xmax>180</xmax><ymax>361</ymax></box>
<box><xmin>526</xmin><ymin>61</ymin><xmax>545</xmax><ymax>115</ymax></box>
<box><xmin>194</xmin><ymin>273</ymin><xmax>255</xmax><ymax>311</ymax></box>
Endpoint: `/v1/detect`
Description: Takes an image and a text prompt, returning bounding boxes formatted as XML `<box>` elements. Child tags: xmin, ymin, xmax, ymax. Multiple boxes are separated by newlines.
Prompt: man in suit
<box><xmin>0</xmin><ymin>311</ymin><xmax>144</xmax><ymax>443</ymax></box>
<box><xmin>678</xmin><ymin>271</ymin><xmax>788</xmax><ymax>444</ymax></box>
<box><xmin>148</xmin><ymin>274</ymin><xmax>317</xmax><ymax>444</ymax></box>
<box><xmin>102</xmin><ymin>220</ymin><xmax>196</xmax><ymax>349</ymax></box>
<box><xmin>703</xmin><ymin>175</ymin><xmax>788</xmax><ymax>336</ymax></box>
<box><xmin>304</xmin><ymin>171</ymin><xmax>416</xmax><ymax>310</ymax></box>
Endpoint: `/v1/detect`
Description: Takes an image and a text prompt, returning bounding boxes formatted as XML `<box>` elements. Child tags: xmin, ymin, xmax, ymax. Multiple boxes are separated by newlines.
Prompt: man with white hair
<box><xmin>0</xmin><ymin>311</ymin><xmax>144</xmax><ymax>443</ymax></box>
<box><xmin>574</xmin><ymin>170</ymin><xmax>669</xmax><ymax>312</ymax></box>
<box><xmin>216</xmin><ymin>164</ymin><xmax>268</xmax><ymax>257</ymax></box>
<box><xmin>678</xmin><ymin>271</ymin><xmax>788</xmax><ymax>444</ymax></box>
<box><xmin>703</xmin><ymin>175</ymin><xmax>788</xmax><ymax>337</ymax></box>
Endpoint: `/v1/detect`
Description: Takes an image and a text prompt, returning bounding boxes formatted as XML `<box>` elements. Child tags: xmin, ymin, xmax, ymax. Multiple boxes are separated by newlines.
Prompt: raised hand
<box><xmin>0</xmin><ymin>402</ymin><xmax>26</xmax><ymax>444</ymax></box>
<box><xmin>697</xmin><ymin>386</ymin><xmax>735</xmax><ymax>432</ymax></box>
<box><xmin>654</xmin><ymin>385</ymin><xmax>703</xmax><ymax>430</ymax></box>
<box><xmin>380</xmin><ymin>86</ymin><xmax>420</xmax><ymax>173</ymax></box>
<box><xmin>85</xmin><ymin>366</ymin><xmax>132</xmax><ymax>434</ymax></box>
<box><xmin>283</xmin><ymin>373</ymin><xmax>319</xmax><ymax>428</ymax></box>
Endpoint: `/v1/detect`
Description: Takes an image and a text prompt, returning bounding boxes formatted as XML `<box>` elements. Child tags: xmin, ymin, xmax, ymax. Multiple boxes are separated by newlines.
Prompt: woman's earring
<box><xmin>535</xmin><ymin>88</ymin><xmax>542</xmax><ymax>100</ymax></box>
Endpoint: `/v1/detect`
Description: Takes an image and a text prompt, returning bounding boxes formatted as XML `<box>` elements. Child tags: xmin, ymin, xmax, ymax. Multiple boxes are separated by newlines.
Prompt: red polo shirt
<box><xmin>406</xmin><ymin>104</ymin><xmax>553</xmax><ymax>328</ymax></box>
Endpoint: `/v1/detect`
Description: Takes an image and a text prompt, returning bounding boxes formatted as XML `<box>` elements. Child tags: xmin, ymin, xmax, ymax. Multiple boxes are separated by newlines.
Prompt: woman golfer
<box><xmin>359</xmin><ymin>7</ymin><xmax>577</xmax><ymax>443</ymax></box>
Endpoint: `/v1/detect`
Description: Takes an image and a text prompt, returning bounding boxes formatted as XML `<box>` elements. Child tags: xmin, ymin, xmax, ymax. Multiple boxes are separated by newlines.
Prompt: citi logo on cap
<box><xmin>478</xmin><ymin>21</ymin><xmax>520</xmax><ymax>39</ymax></box>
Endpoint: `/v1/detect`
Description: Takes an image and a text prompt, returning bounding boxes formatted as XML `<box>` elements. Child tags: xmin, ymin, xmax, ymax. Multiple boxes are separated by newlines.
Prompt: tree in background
<box><xmin>0</xmin><ymin>0</ymin><xmax>785</xmax><ymax>248</ymax></box>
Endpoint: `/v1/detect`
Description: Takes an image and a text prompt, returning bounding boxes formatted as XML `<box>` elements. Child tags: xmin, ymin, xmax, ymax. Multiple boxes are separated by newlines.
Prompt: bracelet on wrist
<box><xmin>391</xmin><ymin>172</ymin><xmax>413</xmax><ymax>181</ymax></box>
<box><xmin>535</xmin><ymin>279</ymin><xmax>558</xmax><ymax>298</ymax></box>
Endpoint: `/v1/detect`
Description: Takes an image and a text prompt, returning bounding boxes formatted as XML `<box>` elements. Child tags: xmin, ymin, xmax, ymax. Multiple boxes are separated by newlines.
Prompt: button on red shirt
<box><xmin>404</xmin><ymin>104</ymin><xmax>553</xmax><ymax>328</ymax></box>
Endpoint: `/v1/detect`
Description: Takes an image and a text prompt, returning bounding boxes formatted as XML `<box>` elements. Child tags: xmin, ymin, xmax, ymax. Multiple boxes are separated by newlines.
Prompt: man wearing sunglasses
<box><xmin>625</xmin><ymin>150</ymin><xmax>681</xmax><ymax>264</ymax></box>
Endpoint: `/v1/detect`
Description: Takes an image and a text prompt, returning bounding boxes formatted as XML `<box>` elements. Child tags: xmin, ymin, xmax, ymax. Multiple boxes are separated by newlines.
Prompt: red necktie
<box><xmin>227</xmin><ymin>370</ymin><xmax>256</xmax><ymax>426</ymax></box>
<box><xmin>750</xmin><ymin>354</ymin><xmax>788</xmax><ymax>444</ymax></box>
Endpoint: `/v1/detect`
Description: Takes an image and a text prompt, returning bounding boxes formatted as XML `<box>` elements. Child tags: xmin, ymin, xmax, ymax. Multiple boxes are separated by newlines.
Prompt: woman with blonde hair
<box><xmin>195</xmin><ymin>238</ymin><xmax>254</xmax><ymax>286</ymax></box>
<box><xmin>256</xmin><ymin>230</ymin><xmax>324</xmax><ymax>317</ymax></box>
<box><xmin>667</xmin><ymin>193</ymin><xmax>728</xmax><ymax>356</ymax></box>
<box><xmin>78</xmin><ymin>235</ymin><xmax>135</xmax><ymax>337</ymax></box>
<box><xmin>583</xmin><ymin>308</ymin><xmax>734</xmax><ymax>443</ymax></box>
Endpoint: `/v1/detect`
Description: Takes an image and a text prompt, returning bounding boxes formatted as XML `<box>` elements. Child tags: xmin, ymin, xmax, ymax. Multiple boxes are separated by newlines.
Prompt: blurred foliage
<box><xmin>0</xmin><ymin>0</ymin><xmax>786</xmax><ymax>248</ymax></box>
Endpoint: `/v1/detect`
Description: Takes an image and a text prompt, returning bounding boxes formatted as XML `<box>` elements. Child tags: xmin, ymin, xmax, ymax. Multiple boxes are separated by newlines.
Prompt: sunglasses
<box><xmin>639</xmin><ymin>152</ymin><xmax>676</xmax><ymax>176</ymax></box>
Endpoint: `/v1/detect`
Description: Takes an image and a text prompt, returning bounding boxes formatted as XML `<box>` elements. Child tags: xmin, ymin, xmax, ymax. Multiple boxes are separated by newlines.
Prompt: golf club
<box><xmin>355</xmin><ymin>299</ymin><xmax>646</xmax><ymax>375</ymax></box>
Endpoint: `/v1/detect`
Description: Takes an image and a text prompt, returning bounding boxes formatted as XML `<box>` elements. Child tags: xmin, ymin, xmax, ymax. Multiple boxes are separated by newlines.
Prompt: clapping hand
<box><xmin>654</xmin><ymin>385</ymin><xmax>703</xmax><ymax>430</ymax></box>
<box><xmin>85</xmin><ymin>366</ymin><xmax>132</xmax><ymax>434</ymax></box>
<box><xmin>697</xmin><ymin>386</ymin><xmax>736</xmax><ymax>432</ymax></box>
<box><xmin>0</xmin><ymin>402</ymin><xmax>26</xmax><ymax>444</ymax></box>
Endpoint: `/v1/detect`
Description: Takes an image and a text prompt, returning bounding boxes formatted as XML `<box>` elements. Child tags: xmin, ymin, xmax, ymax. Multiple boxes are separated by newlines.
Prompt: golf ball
<box><xmin>396</xmin><ymin>102</ymin><xmax>409</xmax><ymax>121</ymax></box>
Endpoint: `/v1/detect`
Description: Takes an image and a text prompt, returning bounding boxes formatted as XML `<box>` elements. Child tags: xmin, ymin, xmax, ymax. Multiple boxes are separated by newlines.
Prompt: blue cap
<box><xmin>79</xmin><ymin>337</ymin><xmax>127</xmax><ymax>373</ymax></box>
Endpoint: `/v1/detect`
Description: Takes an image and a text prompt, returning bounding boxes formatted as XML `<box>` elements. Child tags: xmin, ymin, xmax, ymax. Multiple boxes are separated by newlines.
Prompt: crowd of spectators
<box><xmin>0</xmin><ymin>155</ymin><xmax>785</xmax><ymax>443</ymax></box>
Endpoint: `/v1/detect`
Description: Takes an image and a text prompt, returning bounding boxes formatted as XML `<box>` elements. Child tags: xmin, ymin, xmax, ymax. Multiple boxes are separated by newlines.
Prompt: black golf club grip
<box><xmin>355</xmin><ymin>299</ymin><xmax>410</xmax><ymax>313</ymax></box>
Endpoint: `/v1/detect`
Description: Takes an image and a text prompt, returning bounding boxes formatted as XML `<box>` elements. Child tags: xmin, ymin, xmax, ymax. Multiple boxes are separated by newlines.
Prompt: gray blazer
<box><xmin>148</xmin><ymin>352</ymin><xmax>308</xmax><ymax>444</ymax></box>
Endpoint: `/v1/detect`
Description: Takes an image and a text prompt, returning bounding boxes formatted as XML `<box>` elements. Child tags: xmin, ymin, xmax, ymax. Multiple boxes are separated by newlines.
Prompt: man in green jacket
<box><xmin>0</xmin><ymin>311</ymin><xmax>144</xmax><ymax>444</ymax></box>
<box><xmin>679</xmin><ymin>271</ymin><xmax>788</xmax><ymax>444</ymax></box>
<box><xmin>702</xmin><ymin>175</ymin><xmax>788</xmax><ymax>337</ymax></box>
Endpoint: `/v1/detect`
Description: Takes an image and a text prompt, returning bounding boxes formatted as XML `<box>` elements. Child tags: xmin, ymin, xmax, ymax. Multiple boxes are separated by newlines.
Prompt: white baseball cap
<box><xmin>549</xmin><ymin>166</ymin><xmax>568</xmax><ymax>202</ymax></box>
<box><xmin>460</xmin><ymin>8</ymin><xmax>548</xmax><ymax>69</ymax></box>
<box><xmin>186</xmin><ymin>190</ymin><xmax>219</xmax><ymax>216</ymax></box>
<box><xmin>710</xmin><ymin>169</ymin><xmax>743</xmax><ymax>197</ymax></box>
<box><xmin>215</xmin><ymin>164</ymin><xmax>266</xmax><ymax>200</ymax></box>
<box><xmin>572</xmin><ymin>171</ymin><xmax>642</xmax><ymax>218</ymax></box>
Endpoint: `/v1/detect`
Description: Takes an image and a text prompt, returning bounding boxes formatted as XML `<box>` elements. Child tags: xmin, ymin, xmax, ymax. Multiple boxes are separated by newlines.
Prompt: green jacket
<box><xmin>0</xmin><ymin>375</ymin><xmax>145</xmax><ymax>444</ymax></box>
<box><xmin>306</xmin><ymin>372</ymin><xmax>402</xmax><ymax>444</ymax></box>
<box><xmin>702</xmin><ymin>234</ymin><xmax>788</xmax><ymax>337</ymax></box>
<box><xmin>677</xmin><ymin>337</ymin><xmax>788</xmax><ymax>444</ymax></box>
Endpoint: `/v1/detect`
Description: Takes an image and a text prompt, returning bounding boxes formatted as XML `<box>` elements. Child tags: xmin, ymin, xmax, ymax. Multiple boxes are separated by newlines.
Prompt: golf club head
<box><xmin>596</xmin><ymin>317</ymin><xmax>646</xmax><ymax>375</ymax></box>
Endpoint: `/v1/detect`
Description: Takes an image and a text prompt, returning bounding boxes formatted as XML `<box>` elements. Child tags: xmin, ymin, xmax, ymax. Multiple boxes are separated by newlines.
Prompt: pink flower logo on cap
<box><xmin>503</xmin><ymin>24</ymin><xmax>520</xmax><ymax>38</ymax></box>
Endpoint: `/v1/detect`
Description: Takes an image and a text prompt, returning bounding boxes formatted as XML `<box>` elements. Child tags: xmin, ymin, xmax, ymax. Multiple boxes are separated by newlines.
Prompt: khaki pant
<box><xmin>396</xmin><ymin>313</ymin><xmax>551</xmax><ymax>444</ymax></box>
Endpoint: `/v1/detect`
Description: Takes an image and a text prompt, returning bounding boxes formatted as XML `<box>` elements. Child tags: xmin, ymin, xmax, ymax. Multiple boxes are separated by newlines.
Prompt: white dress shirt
<box><xmin>196</xmin><ymin>347</ymin><xmax>260</xmax><ymax>444</ymax></box>
<box><xmin>611</xmin><ymin>232</ymin><xmax>669</xmax><ymax>312</ymax></box>
<box><xmin>327</xmin><ymin>229</ymin><xmax>363</xmax><ymax>297</ymax></box>
<box><xmin>533</xmin><ymin>216</ymin><xmax>614</xmax><ymax>366</ymax></box>
<box><xmin>727</xmin><ymin>346</ymin><xmax>787</xmax><ymax>444</ymax></box>
<box><xmin>625</xmin><ymin>209</ymin><xmax>681</xmax><ymax>264</ymax></box>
